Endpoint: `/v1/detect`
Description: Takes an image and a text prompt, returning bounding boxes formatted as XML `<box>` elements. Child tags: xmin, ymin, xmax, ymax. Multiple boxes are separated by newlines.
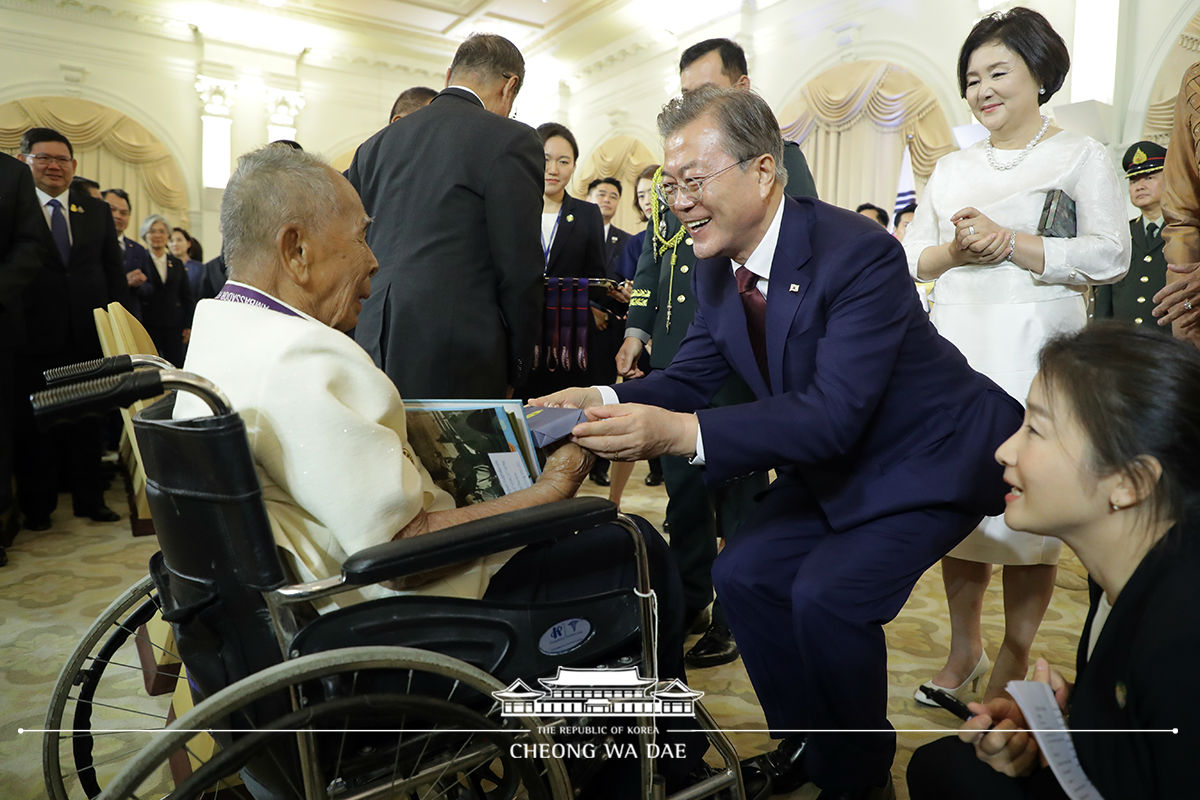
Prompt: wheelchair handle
<box><xmin>32</xmin><ymin>370</ymin><xmax>166</xmax><ymax>422</ymax></box>
<box><xmin>32</xmin><ymin>370</ymin><xmax>233</xmax><ymax>423</ymax></box>
<box><xmin>42</xmin><ymin>354</ymin><xmax>174</xmax><ymax>386</ymax></box>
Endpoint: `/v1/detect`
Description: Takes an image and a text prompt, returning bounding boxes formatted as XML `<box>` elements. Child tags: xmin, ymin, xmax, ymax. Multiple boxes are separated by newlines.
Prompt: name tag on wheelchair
<box><xmin>539</xmin><ymin>618</ymin><xmax>592</xmax><ymax>655</ymax></box>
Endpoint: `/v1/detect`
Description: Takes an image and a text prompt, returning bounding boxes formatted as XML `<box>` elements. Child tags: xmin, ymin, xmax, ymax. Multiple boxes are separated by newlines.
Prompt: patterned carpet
<box><xmin>0</xmin><ymin>464</ymin><xmax>1090</xmax><ymax>799</ymax></box>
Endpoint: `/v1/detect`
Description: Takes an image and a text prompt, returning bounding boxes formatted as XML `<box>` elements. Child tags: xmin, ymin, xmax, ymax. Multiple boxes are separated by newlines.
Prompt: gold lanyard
<box><xmin>650</xmin><ymin>166</ymin><xmax>687</xmax><ymax>332</ymax></box>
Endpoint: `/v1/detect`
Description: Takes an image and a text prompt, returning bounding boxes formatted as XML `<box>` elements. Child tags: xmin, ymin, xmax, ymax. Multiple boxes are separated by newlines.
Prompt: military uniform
<box><xmin>623</xmin><ymin>141</ymin><xmax>817</xmax><ymax>635</ymax></box>
<box><xmin>1094</xmin><ymin>141</ymin><xmax>1169</xmax><ymax>332</ymax></box>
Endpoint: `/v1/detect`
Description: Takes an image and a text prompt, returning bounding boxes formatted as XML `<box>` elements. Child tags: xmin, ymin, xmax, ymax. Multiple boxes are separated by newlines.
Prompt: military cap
<box><xmin>1122</xmin><ymin>141</ymin><xmax>1166</xmax><ymax>179</ymax></box>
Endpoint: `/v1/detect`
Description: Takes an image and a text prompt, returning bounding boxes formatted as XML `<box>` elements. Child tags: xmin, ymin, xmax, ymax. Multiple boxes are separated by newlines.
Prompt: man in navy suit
<box><xmin>14</xmin><ymin>128</ymin><xmax>131</xmax><ymax>530</ymax></box>
<box><xmin>102</xmin><ymin>187</ymin><xmax>152</xmax><ymax>317</ymax></box>
<box><xmin>536</xmin><ymin>87</ymin><xmax>1022</xmax><ymax>799</ymax></box>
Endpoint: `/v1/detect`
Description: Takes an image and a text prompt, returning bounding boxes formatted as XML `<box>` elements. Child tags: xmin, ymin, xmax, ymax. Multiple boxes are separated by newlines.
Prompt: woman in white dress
<box><xmin>903</xmin><ymin>6</ymin><xmax>1129</xmax><ymax>703</ymax></box>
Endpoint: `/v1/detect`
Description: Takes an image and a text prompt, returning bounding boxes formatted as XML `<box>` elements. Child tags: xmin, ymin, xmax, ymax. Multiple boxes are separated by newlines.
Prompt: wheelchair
<box><xmin>36</xmin><ymin>356</ymin><xmax>748</xmax><ymax>800</ymax></box>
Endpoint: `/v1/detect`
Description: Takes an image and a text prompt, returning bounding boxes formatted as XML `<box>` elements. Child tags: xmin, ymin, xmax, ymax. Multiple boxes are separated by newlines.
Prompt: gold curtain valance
<box><xmin>0</xmin><ymin>96</ymin><xmax>189</xmax><ymax>214</ymax></box>
<box><xmin>574</xmin><ymin>134</ymin><xmax>660</xmax><ymax>235</ymax></box>
<box><xmin>779</xmin><ymin>60</ymin><xmax>954</xmax><ymax>180</ymax></box>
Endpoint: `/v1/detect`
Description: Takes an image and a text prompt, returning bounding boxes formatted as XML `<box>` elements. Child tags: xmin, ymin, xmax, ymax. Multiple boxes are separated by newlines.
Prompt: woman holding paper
<box><xmin>903</xmin><ymin>6</ymin><xmax>1130</xmax><ymax>705</ymax></box>
<box><xmin>906</xmin><ymin>323</ymin><xmax>1200</xmax><ymax>799</ymax></box>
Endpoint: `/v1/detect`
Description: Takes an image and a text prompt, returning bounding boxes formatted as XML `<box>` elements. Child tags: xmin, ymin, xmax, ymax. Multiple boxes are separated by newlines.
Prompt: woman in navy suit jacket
<box><xmin>138</xmin><ymin>214</ymin><xmax>193</xmax><ymax>366</ymax></box>
<box><xmin>908</xmin><ymin>323</ymin><xmax>1200</xmax><ymax>799</ymax></box>
<box><xmin>523</xmin><ymin>123</ymin><xmax>607</xmax><ymax>398</ymax></box>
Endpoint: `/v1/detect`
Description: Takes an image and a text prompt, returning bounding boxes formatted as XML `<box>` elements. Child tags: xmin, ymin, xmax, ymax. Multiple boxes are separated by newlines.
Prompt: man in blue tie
<box><xmin>536</xmin><ymin>87</ymin><xmax>1023</xmax><ymax>800</ymax></box>
<box><xmin>13</xmin><ymin>127</ymin><xmax>130</xmax><ymax>531</ymax></box>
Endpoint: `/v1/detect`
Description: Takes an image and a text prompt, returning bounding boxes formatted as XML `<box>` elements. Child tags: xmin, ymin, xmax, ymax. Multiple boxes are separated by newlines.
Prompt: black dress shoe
<box><xmin>589</xmin><ymin>468</ymin><xmax>610</xmax><ymax>487</ymax></box>
<box><xmin>0</xmin><ymin>545</ymin><xmax>7</xmax><ymax>567</ymax></box>
<box><xmin>24</xmin><ymin>515</ymin><xmax>52</xmax><ymax>532</ymax></box>
<box><xmin>685</xmin><ymin>623</ymin><xmax>740</xmax><ymax>668</ymax></box>
<box><xmin>686</xmin><ymin>761</ymin><xmax>773</xmax><ymax>800</ymax></box>
<box><xmin>644</xmin><ymin>472</ymin><xmax>664</xmax><ymax>486</ymax></box>
<box><xmin>740</xmin><ymin>736</ymin><xmax>810</xmax><ymax>795</ymax></box>
<box><xmin>817</xmin><ymin>774</ymin><xmax>895</xmax><ymax>800</ymax></box>
<box><xmin>75</xmin><ymin>506</ymin><xmax>120</xmax><ymax>523</ymax></box>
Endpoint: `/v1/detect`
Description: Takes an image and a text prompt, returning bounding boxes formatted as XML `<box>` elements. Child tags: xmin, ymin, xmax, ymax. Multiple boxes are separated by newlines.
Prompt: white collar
<box><xmin>734</xmin><ymin>195</ymin><xmax>786</xmax><ymax>281</ymax></box>
<box><xmin>446</xmin><ymin>85</ymin><xmax>483</xmax><ymax>106</ymax></box>
<box><xmin>35</xmin><ymin>186</ymin><xmax>70</xmax><ymax>208</ymax></box>
<box><xmin>224</xmin><ymin>280</ymin><xmax>320</xmax><ymax>323</ymax></box>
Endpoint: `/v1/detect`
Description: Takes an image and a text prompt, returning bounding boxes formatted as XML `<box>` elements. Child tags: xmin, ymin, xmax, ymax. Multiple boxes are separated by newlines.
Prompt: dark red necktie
<box><xmin>736</xmin><ymin>266</ymin><xmax>768</xmax><ymax>381</ymax></box>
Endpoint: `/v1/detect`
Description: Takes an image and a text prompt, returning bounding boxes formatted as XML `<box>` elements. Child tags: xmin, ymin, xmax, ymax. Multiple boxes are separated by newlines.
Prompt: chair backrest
<box><xmin>107</xmin><ymin>300</ymin><xmax>159</xmax><ymax>357</ymax></box>
<box><xmin>93</xmin><ymin>307</ymin><xmax>117</xmax><ymax>357</ymax></box>
<box><xmin>134</xmin><ymin>395</ymin><xmax>289</xmax><ymax>702</ymax></box>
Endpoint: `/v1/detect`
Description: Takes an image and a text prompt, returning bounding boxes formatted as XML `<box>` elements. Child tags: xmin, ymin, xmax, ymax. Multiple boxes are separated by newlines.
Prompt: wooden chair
<box><xmin>95</xmin><ymin>302</ymin><xmax>163</xmax><ymax>537</ymax></box>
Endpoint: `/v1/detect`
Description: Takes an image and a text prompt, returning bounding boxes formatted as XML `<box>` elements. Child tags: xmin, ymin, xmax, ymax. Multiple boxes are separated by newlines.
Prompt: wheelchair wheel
<box><xmin>43</xmin><ymin>574</ymin><xmax>182</xmax><ymax>800</ymax></box>
<box><xmin>105</xmin><ymin>645</ymin><xmax>572</xmax><ymax>799</ymax></box>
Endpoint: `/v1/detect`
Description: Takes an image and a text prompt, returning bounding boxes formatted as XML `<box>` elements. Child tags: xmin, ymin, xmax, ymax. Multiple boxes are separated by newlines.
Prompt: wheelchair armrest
<box><xmin>340</xmin><ymin>497</ymin><xmax>617</xmax><ymax>586</ymax></box>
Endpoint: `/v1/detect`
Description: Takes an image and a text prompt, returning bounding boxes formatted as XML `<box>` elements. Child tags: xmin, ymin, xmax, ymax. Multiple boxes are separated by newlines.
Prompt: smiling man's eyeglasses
<box><xmin>656</xmin><ymin>156</ymin><xmax>754</xmax><ymax>206</ymax></box>
<box><xmin>26</xmin><ymin>154</ymin><xmax>73</xmax><ymax>166</ymax></box>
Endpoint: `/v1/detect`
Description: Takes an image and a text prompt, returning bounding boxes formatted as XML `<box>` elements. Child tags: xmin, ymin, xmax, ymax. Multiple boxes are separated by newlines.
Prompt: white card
<box><xmin>489</xmin><ymin>451</ymin><xmax>534</xmax><ymax>495</ymax></box>
<box><xmin>1007</xmin><ymin>680</ymin><xmax>1105</xmax><ymax>800</ymax></box>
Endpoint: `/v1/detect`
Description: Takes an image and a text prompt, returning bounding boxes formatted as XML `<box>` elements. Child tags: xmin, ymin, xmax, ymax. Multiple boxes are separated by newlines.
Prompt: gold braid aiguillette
<box><xmin>650</xmin><ymin>166</ymin><xmax>687</xmax><ymax>332</ymax></box>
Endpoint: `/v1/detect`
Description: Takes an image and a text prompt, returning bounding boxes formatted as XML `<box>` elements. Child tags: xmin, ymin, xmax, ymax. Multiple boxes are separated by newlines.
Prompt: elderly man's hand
<box><xmin>530</xmin><ymin>387</ymin><xmax>603</xmax><ymax>409</ymax></box>
<box><xmin>537</xmin><ymin>442</ymin><xmax>594</xmax><ymax>498</ymax></box>
<box><xmin>571</xmin><ymin>403</ymin><xmax>697</xmax><ymax>461</ymax></box>
<box><xmin>126</xmin><ymin>269</ymin><xmax>147</xmax><ymax>288</ymax></box>
<box><xmin>1153</xmin><ymin>262</ymin><xmax>1200</xmax><ymax>335</ymax></box>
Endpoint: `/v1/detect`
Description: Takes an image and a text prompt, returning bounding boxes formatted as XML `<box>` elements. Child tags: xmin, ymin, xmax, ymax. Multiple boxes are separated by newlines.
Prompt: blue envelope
<box><xmin>523</xmin><ymin>405</ymin><xmax>587</xmax><ymax>448</ymax></box>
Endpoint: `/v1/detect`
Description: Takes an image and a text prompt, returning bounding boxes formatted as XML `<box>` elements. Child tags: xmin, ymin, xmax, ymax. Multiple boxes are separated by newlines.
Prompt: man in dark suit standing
<box><xmin>1095</xmin><ymin>141</ymin><xmax>1169</xmax><ymax>330</ymax></box>
<box><xmin>102</xmin><ymin>187</ymin><xmax>152</xmax><ymax>318</ymax></box>
<box><xmin>538</xmin><ymin>87</ymin><xmax>1023</xmax><ymax>800</ymax></box>
<box><xmin>615</xmin><ymin>37</ymin><xmax>819</xmax><ymax>670</ymax></box>
<box><xmin>586</xmin><ymin>177</ymin><xmax>632</xmax><ymax>277</ymax></box>
<box><xmin>14</xmin><ymin>128</ymin><xmax>131</xmax><ymax>530</ymax></box>
<box><xmin>347</xmin><ymin>33</ymin><xmax>543</xmax><ymax>399</ymax></box>
<box><xmin>0</xmin><ymin>151</ymin><xmax>46</xmax><ymax>560</ymax></box>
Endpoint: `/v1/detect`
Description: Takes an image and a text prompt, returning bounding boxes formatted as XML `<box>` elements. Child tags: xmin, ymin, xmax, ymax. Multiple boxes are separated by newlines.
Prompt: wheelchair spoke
<box><xmin>66</xmin><ymin>695</ymin><xmax>171</xmax><ymax>720</ymax></box>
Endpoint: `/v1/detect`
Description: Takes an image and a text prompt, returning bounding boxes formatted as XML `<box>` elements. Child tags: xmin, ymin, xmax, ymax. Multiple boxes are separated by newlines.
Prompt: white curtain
<box><xmin>779</xmin><ymin>60</ymin><xmax>955</xmax><ymax>212</ymax></box>
<box><xmin>0</xmin><ymin>96</ymin><xmax>190</xmax><ymax>231</ymax></box>
<box><xmin>573</xmin><ymin>135</ymin><xmax>660</xmax><ymax>234</ymax></box>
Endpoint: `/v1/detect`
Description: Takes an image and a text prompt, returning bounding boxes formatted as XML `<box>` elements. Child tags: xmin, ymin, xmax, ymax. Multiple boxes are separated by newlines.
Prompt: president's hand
<box><xmin>530</xmin><ymin>387</ymin><xmax>603</xmax><ymax>409</ymax></box>
<box><xmin>570</xmin><ymin>403</ymin><xmax>697</xmax><ymax>461</ymax></box>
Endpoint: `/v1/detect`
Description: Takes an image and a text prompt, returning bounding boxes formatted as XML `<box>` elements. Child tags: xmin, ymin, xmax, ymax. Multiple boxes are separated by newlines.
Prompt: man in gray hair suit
<box><xmin>347</xmin><ymin>33</ymin><xmax>544</xmax><ymax>400</ymax></box>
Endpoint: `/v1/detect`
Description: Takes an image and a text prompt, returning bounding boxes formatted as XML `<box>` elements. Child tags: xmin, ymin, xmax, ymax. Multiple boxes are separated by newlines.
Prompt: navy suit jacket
<box><xmin>615</xmin><ymin>196</ymin><xmax>1021</xmax><ymax>531</ymax></box>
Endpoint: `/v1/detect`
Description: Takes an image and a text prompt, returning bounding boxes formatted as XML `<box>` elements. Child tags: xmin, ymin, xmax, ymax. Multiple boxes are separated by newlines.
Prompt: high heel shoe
<box><xmin>914</xmin><ymin>652</ymin><xmax>989</xmax><ymax>707</ymax></box>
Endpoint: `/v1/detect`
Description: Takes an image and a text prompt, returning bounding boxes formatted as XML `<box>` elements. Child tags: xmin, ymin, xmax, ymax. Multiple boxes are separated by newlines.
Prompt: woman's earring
<box><xmin>1039</xmin><ymin>87</ymin><xmax>1046</xmax><ymax>95</ymax></box>
<box><xmin>1110</xmin><ymin>501</ymin><xmax>1120</xmax><ymax>512</ymax></box>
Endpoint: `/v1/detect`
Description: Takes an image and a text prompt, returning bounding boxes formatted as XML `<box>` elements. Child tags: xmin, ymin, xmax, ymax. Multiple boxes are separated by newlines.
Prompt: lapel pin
<box><xmin>566</xmin><ymin>214</ymin><xmax>574</xmax><ymax>223</ymax></box>
<box><xmin>789</xmin><ymin>283</ymin><xmax>800</xmax><ymax>293</ymax></box>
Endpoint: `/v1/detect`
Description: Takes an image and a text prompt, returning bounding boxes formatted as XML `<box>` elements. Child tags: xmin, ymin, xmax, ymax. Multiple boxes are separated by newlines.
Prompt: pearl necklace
<box><xmin>985</xmin><ymin>115</ymin><xmax>1051</xmax><ymax>171</ymax></box>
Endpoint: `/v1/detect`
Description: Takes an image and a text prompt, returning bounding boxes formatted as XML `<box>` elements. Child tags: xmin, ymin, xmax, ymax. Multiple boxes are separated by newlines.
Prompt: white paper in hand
<box><xmin>1006</xmin><ymin>680</ymin><xmax>1104</xmax><ymax>800</ymax></box>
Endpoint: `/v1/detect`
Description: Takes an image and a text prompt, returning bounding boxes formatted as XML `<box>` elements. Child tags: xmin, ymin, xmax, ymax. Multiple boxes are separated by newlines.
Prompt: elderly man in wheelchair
<box><xmin>38</xmin><ymin>144</ymin><xmax>764</xmax><ymax>800</ymax></box>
